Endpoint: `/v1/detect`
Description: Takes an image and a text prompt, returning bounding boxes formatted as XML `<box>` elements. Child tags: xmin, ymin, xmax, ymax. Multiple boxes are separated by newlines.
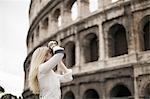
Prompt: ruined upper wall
<box><xmin>29</xmin><ymin>0</ymin><xmax>53</xmax><ymax>25</ymax></box>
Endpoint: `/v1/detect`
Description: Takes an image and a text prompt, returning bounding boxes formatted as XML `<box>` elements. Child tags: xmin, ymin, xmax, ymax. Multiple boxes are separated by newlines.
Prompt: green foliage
<box><xmin>1</xmin><ymin>94</ymin><xmax>17</xmax><ymax>99</ymax></box>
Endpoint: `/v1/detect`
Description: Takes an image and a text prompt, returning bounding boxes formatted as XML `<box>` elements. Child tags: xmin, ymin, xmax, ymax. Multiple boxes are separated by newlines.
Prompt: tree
<box><xmin>0</xmin><ymin>86</ymin><xmax>5</xmax><ymax>93</ymax></box>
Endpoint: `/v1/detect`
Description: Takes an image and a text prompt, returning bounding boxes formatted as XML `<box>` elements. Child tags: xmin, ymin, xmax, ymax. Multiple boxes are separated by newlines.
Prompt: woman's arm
<box><xmin>39</xmin><ymin>46</ymin><xmax>64</xmax><ymax>74</ymax></box>
<box><xmin>58</xmin><ymin>60</ymin><xmax>73</xmax><ymax>83</ymax></box>
<box><xmin>59</xmin><ymin>60</ymin><xmax>69</xmax><ymax>74</ymax></box>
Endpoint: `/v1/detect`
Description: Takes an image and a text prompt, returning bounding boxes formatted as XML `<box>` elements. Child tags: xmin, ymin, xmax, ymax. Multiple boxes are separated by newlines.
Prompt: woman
<box><xmin>28</xmin><ymin>41</ymin><xmax>73</xmax><ymax>99</ymax></box>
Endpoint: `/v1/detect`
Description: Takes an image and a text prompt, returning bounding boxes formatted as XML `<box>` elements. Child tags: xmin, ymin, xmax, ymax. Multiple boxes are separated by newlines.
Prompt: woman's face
<box><xmin>45</xmin><ymin>51</ymin><xmax>52</xmax><ymax>62</ymax></box>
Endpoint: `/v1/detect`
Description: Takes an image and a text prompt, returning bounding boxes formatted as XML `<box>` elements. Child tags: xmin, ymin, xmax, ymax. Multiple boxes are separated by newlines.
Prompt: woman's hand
<box><xmin>48</xmin><ymin>41</ymin><xmax>58</xmax><ymax>49</ymax></box>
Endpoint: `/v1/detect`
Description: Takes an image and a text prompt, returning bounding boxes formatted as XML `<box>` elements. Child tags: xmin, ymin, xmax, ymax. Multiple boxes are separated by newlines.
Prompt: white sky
<box><xmin>0</xmin><ymin>0</ymin><xmax>30</xmax><ymax>97</ymax></box>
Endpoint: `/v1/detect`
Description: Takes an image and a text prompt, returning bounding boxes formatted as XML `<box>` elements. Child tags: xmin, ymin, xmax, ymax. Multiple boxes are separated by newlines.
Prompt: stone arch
<box><xmin>140</xmin><ymin>81</ymin><xmax>150</xmax><ymax>98</ymax></box>
<box><xmin>83</xmin><ymin>89</ymin><xmax>99</xmax><ymax>99</ymax></box>
<box><xmin>63</xmin><ymin>91</ymin><xmax>75</xmax><ymax>99</ymax></box>
<box><xmin>29</xmin><ymin>0</ymin><xmax>35</xmax><ymax>17</ymax></box>
<box><xmin>41</xmin><ymin>17</ymin><xmax>49</xmax><ymax>30</ymax></box>
<box><xmin>144</xmin><ymin>83</ymin><xmax>150</xmax><ymax>98</ymax></box>
<box><xmin>139</xmin><ymin>15</ymin><xmax>150</xmax><ymax>51</ymax></box>
<box><xmin>71</xmin><ymin>1</ymin><xmax>78</xmax><ymax>20</ymax></box>
<box><xmin>31</xmin><ymin>33</ymin><xmax>34</xmax><ymax>43</ymax></box>
<box><xmin>108</xmin><ymin>23</ymin><xmax>128</xmax><ymax>57</ymax></box>
<box><xmin>82</xmin><ymin>33</ymin><xmax>99</xmax><ymax>63</ymax></box>
<box><xmin>52</xmin><ymin>9</ymin><xmax>61</xmax><ymax>27</ymax></box>
<box><xmin>64</xmin><ymin>41</ymin><xmax>76</xmax><ymax>67</ymax></box>
<box><xmin>28</xmin><ymin>35</ymin><xmax>34</xmax><ymax>49</ymax></box>
<box><xmin>65</xmin><ymin>0</ymin><xmax>78</xmax><ymax>21</ymax></box>
<box><xmin>110</xmin><ymin>84</ymin><xmax>132</xmax><ymax>98</ymax></box>
<box><xmin>65</xmin><ymin>0</ymin><xmax>77</xmax><ymax>10</ymax></box>
<box><xmin>53</xmin><ymin>9</ymin><xmax>61</xmax><ymax>21</ymax></box>
<box><xmin>36</xmin><ymin>26</ymin><xmax>39</xmax><ymax>37</ymax></box>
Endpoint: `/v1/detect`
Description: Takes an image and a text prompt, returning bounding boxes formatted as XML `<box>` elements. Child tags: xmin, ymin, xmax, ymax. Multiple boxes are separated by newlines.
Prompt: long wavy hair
<box><xmin>28</xmin><ymin>46</ymin><xmax>50</xmax><ymax>94</ymax></box>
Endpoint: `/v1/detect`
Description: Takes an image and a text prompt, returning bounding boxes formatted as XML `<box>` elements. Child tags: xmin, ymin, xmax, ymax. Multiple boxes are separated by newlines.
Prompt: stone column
<box><xmin>134</xmin><ymin>78</ymin><xmax>139</xmax><ymax>99</ymax></box>
<box><xmin>30</xmin><ymin>33</ymin><xmax>34</xmax><ymax>50</ymax></box>
<box><xmin>75</xmin><ymin>32</ymin><xmax>81</xmax><ymax>72</ymax></box>
<box><xmin>125</xmin><ymin>5</ymin><xmax>137</xmax><ymax>54</ymax></box>
<box><xmin>35</xmin><ymin>26</ymin><xmax>40</xmax><ymax>45</ymax></box>
<box><xmin>133</xmin><ymin>66</ymin><xmax>139</xmax><ymax>99</ymax></box>
<box><xmin>98</xmin><ymin>0</ymin><xmax>104</xmax><ymax>9</ymax></box>
<box><xmin>61</xmin><ymin>8</ymin><xmax>72</xmax><ymax>27</ymax></box>
<box><xmin>98</xmin><ymin>21</ymin><xmax>106</xmax><ymax>60</ymax></box>
<box><xmin>39</xmin><ymin>22</ymin><xmax>44</xmax><ymax>42</ymax></box>
<box><xmin>127</xmin><ymin>23</ymin><xmax>137</xmax><ymax>54</ymax></box>
<box><xmin>33</xmin><ymin>31</ymin><xmax>37</xmax><ymax>47</ymax></box>
<box><xmin>48</xmin><ymin>15</ymin><xmax>53</xmax><ymax>35</ymax></box>
<box><xmin>75</xmin><ymin>36</ymin><xmax>80</xmax><ymax>66</ymax></box>
<box><xmin>48</xmin><ymin>15</ymin><xmax>58</xmax><ymax>35</ymax></box>
<box><xmin>77</xmin><ymin>0</ymin><xmax>90</xmax><ymax>18</ymax></box>
<box><xmin>103</xmin><ymin>0</ymin><xmax>111</xmax><ymax>7</ymax></box>
<box><xmin>28</xmin><ymin>38</ymin><xmax>32</xmax><ymax>53</ymax></box>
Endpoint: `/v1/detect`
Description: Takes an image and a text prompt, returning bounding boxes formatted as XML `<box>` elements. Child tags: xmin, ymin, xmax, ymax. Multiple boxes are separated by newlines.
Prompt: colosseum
<box><xmin>22</xmin><ymin>0</ymin><xmax>150</xmax><ymax>99</ymax></box>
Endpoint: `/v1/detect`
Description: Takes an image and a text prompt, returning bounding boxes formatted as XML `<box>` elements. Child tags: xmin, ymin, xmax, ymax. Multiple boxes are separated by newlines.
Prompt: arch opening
<box><xmin>53</xmin><ymin>9</ymin><xmax>61</xmax><ymax>27</ymax></box>
<box><xmin>83</xmin><ymin>89</ymin><xmax>99</xmax><ymax>99</ymax></box>
<box><xmin>64</xmin><ymin>41</ymin><xmax>76</xmax><ymax>67</ymax></box>
<box><xmin>108</xmin><ymin>24</ymin><xmax>128</xmax><ymax>57</ymax></box>
<box><xmin>110</xmin><ymin>84</ymin><xmax>132</xmax><ymax>98</ymax></box>
<box><xmin>144</xmin><ymin>83</ymin><xmax>150</xmax><ymax>98</ymax></box>
<box><xmin>83</xmin><ymin>33</ymin><xmax>99</xmax><ymax>63</ymax></box>
<box><xmin>143</xmin><ymin>21</ymin><xmax>150</xmax><ymax>51</ymax></box>
<box><xmin>89</xmin><ymin>0</ymin><xmax>98</xmax><ymax>12</ymax></box>
<box><xmin>71</xmin><ymin>1</ymin><xmax>78</xmax><ymax>20</ymax></box>
<box><xmin>64</xmin><ymin>91</ymin><xmax>75</xmax><ymax>99</ymax></box>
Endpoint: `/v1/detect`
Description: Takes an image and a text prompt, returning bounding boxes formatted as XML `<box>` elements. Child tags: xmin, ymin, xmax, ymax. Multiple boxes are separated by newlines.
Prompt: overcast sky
<box><xmin>0</xmin><ymin>0</ymin><xmax>30</xmax><ymax>96</ymax></box>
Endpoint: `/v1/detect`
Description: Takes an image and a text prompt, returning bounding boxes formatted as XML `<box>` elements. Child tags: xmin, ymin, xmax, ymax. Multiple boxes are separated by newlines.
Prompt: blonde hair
<box><xmin>28</xmin><ymin>46</ymin><xmax>49</xmax><ymax>94</ymax></box>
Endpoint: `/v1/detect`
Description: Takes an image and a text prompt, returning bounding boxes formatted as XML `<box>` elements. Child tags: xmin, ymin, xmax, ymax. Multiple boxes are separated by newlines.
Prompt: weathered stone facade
<box><xmin>22</xmin><ymin>0</ymin><xmax>150</xmax><ymax>99</ymax></box>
